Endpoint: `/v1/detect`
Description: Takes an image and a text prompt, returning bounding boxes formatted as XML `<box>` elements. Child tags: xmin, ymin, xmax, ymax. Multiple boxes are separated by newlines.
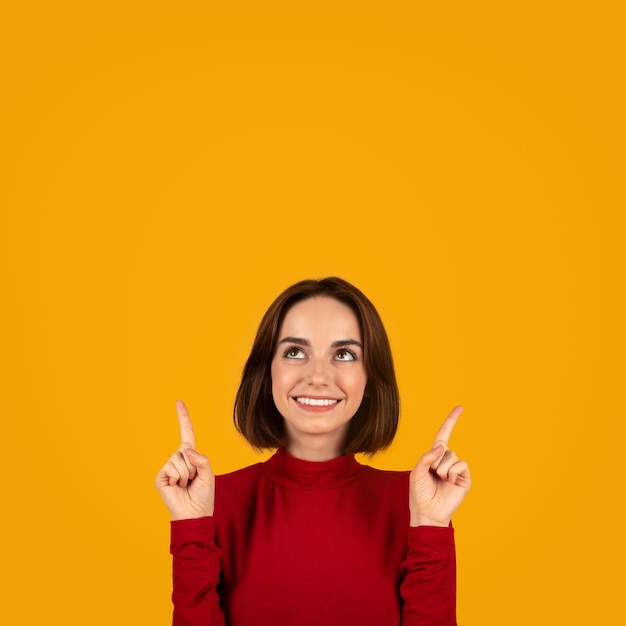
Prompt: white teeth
<box><xmin>295</xmin><ymin>397</ymin><xmax>339</xmax><ymax>407</ymax></box>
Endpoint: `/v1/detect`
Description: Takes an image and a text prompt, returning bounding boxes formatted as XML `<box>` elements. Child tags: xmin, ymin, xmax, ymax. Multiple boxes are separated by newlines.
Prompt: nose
<box><xmin>304</xmin><ymin>357</ymin><xmax>332</xmax><ymax>387</ymax></box>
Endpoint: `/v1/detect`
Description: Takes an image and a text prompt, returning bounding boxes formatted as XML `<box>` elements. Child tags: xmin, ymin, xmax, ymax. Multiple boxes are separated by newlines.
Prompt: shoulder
<box><xmin>361</xmin><ymin>464</ymin><xmax>410</xmax><ymax>483</ymax></box>
<box><xmin>214</xmin><ymin>462</ymin><xmax>265</xmax><ymax>517</ymax></box>
<box><xmin>215</xmin><ymin>461</ymin><xmax>264</xmax><ymax>487</ymax></box>
<box><xmin>358</xmin><ymin>464</ymin><xmax>410</xmax><ymax>497</ymax></box>
<box><xmin>350</xmin><ymin>465</ymin><xmax>411</xmax><ymax>521</ymax></box>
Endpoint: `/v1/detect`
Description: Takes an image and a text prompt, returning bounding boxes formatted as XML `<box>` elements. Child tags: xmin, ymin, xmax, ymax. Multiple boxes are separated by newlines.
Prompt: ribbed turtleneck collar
<box><xmin>261</xmin><ymin>447</ymin><xmax>364</xmax><ymax>490</ymax></box>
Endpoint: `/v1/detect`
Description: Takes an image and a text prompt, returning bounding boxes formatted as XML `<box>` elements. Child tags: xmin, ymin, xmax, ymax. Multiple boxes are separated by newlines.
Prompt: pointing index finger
<box><xmin>176</xmin><ymin>400</ymin><xmax>196</xmax><ymax>448</ymax></box>
<box><xmin>432</xmin><ymin>405</ymin><xmax>463</xmax><ymax>447</ymax></box>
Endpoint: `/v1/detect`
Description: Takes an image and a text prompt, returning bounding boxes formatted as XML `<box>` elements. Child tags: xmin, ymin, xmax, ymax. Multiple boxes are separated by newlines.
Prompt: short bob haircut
<box><xmin>234</xmin><ymin>277</ymin><xmax>400</xmax><ymax>455</ymax></box>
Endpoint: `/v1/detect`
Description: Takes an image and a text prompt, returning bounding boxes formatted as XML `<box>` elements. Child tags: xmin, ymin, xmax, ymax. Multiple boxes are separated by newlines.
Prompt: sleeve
<box><xmin>170</xmin><ymin>517</ymin><xmax>226</xmax><ymax>626</ymax></box>
<box><xmin>399</xmin><ymin>525</ymin><xmax>457</xmax><ymax>626</ymax></box>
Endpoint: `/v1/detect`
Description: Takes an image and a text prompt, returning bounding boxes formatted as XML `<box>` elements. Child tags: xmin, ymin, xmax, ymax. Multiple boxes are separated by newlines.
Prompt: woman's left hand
<box><xmin>409</xmin><ymin>406</ymin><xmax>471</xmax><ymax>527</ymax></box>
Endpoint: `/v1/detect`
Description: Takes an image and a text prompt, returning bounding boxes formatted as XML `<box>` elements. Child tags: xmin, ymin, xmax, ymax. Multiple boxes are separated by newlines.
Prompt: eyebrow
<box><xmin>278</xmin><ymin>336</ymin><xmax>363</xmax><ymax>349</ymax></box>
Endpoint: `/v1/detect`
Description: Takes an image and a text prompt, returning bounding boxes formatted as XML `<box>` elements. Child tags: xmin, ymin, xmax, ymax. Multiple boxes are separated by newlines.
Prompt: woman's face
<box><xmin>270</xmin><ymin>296</ymin><xmax>367</xmax><ymax>456</ymax></box>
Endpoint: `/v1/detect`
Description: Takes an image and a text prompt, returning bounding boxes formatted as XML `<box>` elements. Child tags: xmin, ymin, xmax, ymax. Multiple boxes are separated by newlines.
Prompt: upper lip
<box><xmin>293</xmin><ymin>395</ymin><xmax>341</xmax><ymax>401</ymax></box>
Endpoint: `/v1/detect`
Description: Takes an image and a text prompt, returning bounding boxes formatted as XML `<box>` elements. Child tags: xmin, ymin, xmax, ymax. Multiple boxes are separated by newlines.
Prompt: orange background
<box><xmin>1</xmin><ymin>2</ymin><xmax>624</xmax><ymax>624</ymax></box>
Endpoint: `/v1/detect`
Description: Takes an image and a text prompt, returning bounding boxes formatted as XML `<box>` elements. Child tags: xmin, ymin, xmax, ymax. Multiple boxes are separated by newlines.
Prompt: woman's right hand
<box><xmin>155</xmin><ymin>400</ymin><xmax>215</xmax><ymax>520</ymax></box>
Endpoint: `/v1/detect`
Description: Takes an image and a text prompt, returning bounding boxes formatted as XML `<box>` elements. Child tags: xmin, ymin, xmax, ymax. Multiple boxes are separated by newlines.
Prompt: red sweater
<box><xmin>170</xmin><ymin>448</ymin><xmax>457</xmax><ymax>625</ymax></box>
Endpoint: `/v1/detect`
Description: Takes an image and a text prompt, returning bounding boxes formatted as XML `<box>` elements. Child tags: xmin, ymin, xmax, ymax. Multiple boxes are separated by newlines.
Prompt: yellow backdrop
<box><xmin>1</xmin><ymin>2</ymin><xmax>624</xmax><ymax>624</ymax></box>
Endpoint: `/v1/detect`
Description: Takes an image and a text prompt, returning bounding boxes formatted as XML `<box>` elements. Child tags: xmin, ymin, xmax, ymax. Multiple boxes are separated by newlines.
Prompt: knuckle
<box><xmin>167</xmin><ymin>464</ymin><xmax>178</xmax><ymax>477</ymax></box>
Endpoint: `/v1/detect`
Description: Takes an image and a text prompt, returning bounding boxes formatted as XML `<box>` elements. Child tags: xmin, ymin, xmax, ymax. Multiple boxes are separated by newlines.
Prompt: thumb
<box><xmin>184</xmin><ymin>448</ymin><xmax>214</xmax><ymax>481</ymax></box>
<box><xmin>412</xmin><ymin>444</ymin><xmax>445</xmax><ymax>478</ymax></box>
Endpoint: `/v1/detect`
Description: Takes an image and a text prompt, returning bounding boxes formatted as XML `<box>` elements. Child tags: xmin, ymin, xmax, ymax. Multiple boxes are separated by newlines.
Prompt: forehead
<box><xmin>279</xmin><ymin>297</ymin><xmax>361</xmax><ymax>340</ymax></box>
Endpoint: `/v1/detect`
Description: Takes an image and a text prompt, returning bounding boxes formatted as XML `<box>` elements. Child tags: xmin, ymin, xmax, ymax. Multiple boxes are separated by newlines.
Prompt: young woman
<box><xmin>156</xmin><ymin>277</ymin><xmax>471</xmax><ymax>626</ymax></box>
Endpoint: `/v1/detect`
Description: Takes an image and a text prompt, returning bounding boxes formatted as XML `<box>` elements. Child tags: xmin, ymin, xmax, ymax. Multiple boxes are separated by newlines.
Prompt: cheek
<box><xmin>344</xmin><ymin>367</ymin><xmax>367</xmax><ymax>395</ymax></box>
<box><xmin>270</xmin><ymin>361</ymin><xmax>280</xmax><ymax>394</ymax></box>
<box><xmin>270</xmin><ymin>360</ymin><xmax>290</xmax><ymax>396</ymax></box>
<box><xmin>357</xmin><ymin>368</ymin><xmax>368</xmax><ymax>395</ymax></box>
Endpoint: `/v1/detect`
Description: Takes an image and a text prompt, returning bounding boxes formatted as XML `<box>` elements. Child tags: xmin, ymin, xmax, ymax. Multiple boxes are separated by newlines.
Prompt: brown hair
<box><xmin>234</xmin><ymin>277</ymin><xmax>400</xmax><ymax>454</ymax></box>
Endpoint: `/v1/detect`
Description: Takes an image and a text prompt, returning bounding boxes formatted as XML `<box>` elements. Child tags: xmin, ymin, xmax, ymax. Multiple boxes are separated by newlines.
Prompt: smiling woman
<box><xmin>270</xmin><ymin>297</ymin><xmax>369</xmax><ymax>460</ymax></box>
<box><xmin>155</xmin><ymin>277</ymin><xmax>471</xmax><ymax>626</ymax></box>
<box><xmin>234</xmin><ymin>277</ymin><xmax>400</xmax><ymax>456</ymax></box>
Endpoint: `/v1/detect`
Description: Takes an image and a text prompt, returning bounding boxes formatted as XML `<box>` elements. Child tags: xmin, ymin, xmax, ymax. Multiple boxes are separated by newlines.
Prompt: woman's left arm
<box><xmin>400</xmin><ymin>406</ymin><xmax>471</xmax><ymax>625</ymax></box>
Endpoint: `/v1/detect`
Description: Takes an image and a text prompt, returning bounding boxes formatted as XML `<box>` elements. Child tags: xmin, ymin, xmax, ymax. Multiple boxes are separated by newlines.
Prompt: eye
<box><xmin>283</xmin><ymin>346</ymin><xmax>306</xmax><ymax>359</ymax></box>
<box><xmin>335</xmin><ymin>349</ymin><xmax>356</xmax><ymax>362</ymax></box>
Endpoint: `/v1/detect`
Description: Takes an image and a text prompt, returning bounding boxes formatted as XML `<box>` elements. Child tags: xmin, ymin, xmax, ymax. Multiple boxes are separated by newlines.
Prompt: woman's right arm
<box><xmin>156</xmin><ymin>401</ymin><xmax>225</xmax><ymax>625</ymax></box>
<box><xmin>170</xmin><ymin>517</ymin><xmax>225</xmax><ymax>626</ymax></box>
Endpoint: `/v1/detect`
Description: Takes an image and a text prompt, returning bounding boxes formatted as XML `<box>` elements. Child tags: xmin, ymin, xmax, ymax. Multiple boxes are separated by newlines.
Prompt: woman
<box><xmin>156</xmin><ymin>277</ymin><xmax>471</xmax><ymax>626</ymax></box>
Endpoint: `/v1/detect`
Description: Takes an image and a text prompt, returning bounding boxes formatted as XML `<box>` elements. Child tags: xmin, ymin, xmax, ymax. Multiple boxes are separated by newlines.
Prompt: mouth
<box><xmin>294</xmin><ymin>396</ymin><xmax>341</xmax><ymax>407</ymax></box>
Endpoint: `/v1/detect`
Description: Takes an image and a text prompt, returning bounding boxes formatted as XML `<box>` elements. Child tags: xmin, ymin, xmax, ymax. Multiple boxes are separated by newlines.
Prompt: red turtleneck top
<box><xmin>170</xmin><ymin>448</ymin><xmax>457</xmax><ymax>626</ymax></box>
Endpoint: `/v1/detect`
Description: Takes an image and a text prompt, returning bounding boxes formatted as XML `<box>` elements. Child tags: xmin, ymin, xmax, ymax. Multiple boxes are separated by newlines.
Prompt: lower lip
<box><xmin>293</xmin><ymin>399</ymin><xmax>341</xmax><ymax>413</ymax></box>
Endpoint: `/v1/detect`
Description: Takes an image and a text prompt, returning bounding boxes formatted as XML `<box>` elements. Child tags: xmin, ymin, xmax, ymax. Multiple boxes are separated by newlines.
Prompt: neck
<box><xmin>284</xmin><ymin>433</ymin><xmax>347</xmax><ymax>462</ymax></box>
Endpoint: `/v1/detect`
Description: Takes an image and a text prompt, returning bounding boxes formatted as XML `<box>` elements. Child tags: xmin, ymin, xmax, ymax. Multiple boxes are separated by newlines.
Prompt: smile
<box><xmin>295</xmin><ymin>397</ymin><xmax>340</xmax><ymax>407</ymax></box>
